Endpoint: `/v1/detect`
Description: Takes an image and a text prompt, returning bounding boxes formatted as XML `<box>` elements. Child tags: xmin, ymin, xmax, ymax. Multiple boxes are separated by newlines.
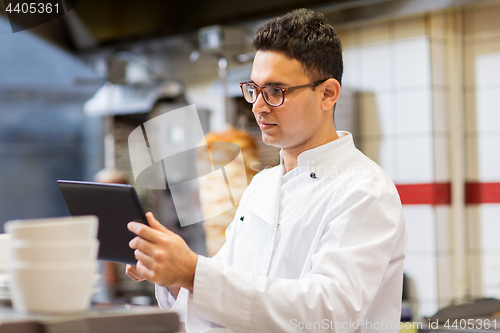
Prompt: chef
<box><xmin>126</xmin><ymin>8</ymin><xmax>407</xmax><ymax>333</ymax></box>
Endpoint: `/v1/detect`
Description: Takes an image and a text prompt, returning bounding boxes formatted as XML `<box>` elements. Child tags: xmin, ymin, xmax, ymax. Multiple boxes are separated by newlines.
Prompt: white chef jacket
<box><xmin>156</xmin><ymin>131</ymin><xmax>407</xmax><ymax>333</ymax></box>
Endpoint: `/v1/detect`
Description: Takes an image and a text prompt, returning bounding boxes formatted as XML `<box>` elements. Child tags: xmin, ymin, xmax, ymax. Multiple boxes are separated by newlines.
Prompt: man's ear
<box><xmin>320</xmin><ymin>79</ymin><xmax>341</xmax><ymax>111</ymax></box>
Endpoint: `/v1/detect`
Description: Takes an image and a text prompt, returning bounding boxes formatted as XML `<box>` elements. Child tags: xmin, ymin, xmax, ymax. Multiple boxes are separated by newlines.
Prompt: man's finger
<box><xmin>134</xmin><ymin>249</ymin><xmax>156</xmax><ymax>270</ymax></box>
<box><xmin>136</xmin><ymin>260</ymin><xmax>155</xmax><ymax>282</ymax></box>
<box><xmin>125</xmin><ymin>264</ymin><xmax>144</xmax><ymax>282</ymax></box>
<box><xmin>127</xmin><ymin>221</ymin><xmax>164</xmax><ymax>243</ymax></box>
<box><xmin>129</xmin><ymin>236</ymin><xmax>157</xmax><ymax>257</ymax></box>
<box><xmin>145</xmin><ymin>212</ymin><xmax>174</xmax><ymax>235</ymax></box>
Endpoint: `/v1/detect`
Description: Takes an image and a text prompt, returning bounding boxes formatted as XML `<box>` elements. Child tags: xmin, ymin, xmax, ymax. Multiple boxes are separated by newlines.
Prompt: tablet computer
<box><xmin>57</xmin><ymin>180</ymin><xmax>147</xmax><ymax>265</ymax></box>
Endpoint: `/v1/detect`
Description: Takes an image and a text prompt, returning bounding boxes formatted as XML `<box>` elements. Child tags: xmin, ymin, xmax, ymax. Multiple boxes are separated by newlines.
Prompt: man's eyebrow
<box><xmin>266</xmin><ymin>81</ymin><xmax>286</xmax><ymax>86</ymax></box>
<box><xmin>248</xmin><ymin>80</ymin><xmax>286</xmax><ymax>87</ymax></box>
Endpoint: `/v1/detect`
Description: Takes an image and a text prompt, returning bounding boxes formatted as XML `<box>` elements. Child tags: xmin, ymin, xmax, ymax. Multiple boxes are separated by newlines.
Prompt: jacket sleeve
<box><xmin>190</xmin><ymin>185</ymin><xmax>406</xmax><ymax>333</ymax></box>
<box><xmin>155</xmin><ymin>284</ymin><xmax>190</xmax><ymax>322</ymax></box>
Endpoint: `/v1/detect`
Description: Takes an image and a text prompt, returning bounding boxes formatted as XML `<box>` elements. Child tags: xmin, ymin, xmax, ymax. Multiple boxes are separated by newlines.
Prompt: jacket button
<box><xmin>240</xmin><ymin>216</ymin><xmax>244</xmax><ymax>221</ymax></box>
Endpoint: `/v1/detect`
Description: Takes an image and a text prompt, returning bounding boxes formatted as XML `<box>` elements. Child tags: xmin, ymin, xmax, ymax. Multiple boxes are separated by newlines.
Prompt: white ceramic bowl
<box><xmin>0</xmin><ymin>234</ymin><xmax>11</xmax><ymax>273</ymax></box>
<box><xmin>4</xmin><ymin>216</ymin><xmax>98</xmax><ymax>241</ymax></box>
<box><xmin>0</xmin><ymin>234</ymin><xmax>11</xmax><ymax>257</ymax></box>
<box><xmin>9</xmin><ymin>262</ymin><xmax>97</xmax><ymax>314</ymax></box>
<box><xmin>9</xmin><ymin>239</ymin><xmax>99</xmax><ymax>263</ymax></box>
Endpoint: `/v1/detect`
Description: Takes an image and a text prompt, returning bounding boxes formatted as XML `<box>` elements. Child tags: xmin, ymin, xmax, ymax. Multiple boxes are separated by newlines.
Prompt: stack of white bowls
<box><xmin>4</xmin><ymin>215</ymin><xmax>99</xmax><ymax>314</ymax></box>
<box><xmin>0</xmin><ymin>233</ymin><xmax>11</xmax><ymax>301</ymax></box>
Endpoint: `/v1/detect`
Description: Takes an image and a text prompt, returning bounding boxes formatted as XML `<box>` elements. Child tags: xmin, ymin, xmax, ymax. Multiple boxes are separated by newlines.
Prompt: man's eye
<box><xmin>267</xmin><ymin>87</ymin><xmax>281</xmax><ymax>96</ymax></box>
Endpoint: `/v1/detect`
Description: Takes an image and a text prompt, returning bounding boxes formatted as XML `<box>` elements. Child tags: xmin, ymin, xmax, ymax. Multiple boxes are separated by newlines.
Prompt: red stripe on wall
<box><xmin>395</xmin><ymin>182</ymin><xmax>500</xmax><ymax>205</ymax></box>
<box><xmin>395</xmin><ymin>183</ymin><xmax>451</xmax><ymax>205</ymax></box>
<box><xmin>466</xmin><ymin>182</ymin><xmax>500</xmax><ymax>204</ymax></box>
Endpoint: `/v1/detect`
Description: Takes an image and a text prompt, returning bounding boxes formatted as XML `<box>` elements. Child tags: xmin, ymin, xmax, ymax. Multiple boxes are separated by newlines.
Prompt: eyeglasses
<box><xmin>239</xmin><ymin>79</ymin><xmax>329</xmax><ymax>107</ymax></box>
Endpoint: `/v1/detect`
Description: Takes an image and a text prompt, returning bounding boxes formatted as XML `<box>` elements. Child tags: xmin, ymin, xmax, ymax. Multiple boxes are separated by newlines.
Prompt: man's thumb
<box><xmin>145</xmin><ymin>212</ymin><xmax>172</xmax><ymax>234</ymax></box>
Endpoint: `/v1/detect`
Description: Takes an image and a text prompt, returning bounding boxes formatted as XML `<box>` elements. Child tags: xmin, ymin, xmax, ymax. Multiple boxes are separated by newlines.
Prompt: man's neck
<box><xmin>281</xmin><ymin>130</ymin><xmax>339</xmax><ymax>173</ymax></box>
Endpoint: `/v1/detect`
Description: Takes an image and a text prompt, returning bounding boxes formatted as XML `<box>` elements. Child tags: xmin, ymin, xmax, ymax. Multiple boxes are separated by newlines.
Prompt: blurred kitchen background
<box><xmin>1</xmin><ymin>0</ymin><xmax>500</xmax><ymax>323</ymax></box>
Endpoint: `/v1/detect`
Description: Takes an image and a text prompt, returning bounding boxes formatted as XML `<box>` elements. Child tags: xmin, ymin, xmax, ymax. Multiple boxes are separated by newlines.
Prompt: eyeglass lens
<box><xmin>242</xmin><ymin>84</ymin><xmax>283</xmax><ymax>106</ymax></box>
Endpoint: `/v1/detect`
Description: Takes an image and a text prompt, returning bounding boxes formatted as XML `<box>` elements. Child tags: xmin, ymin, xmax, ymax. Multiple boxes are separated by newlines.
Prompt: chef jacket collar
<box><xmin>279</xmin><ymin>131</ymin><xmax>353</xmax><ymax>173</ymax></box>
<box><xmin>250</xmin><ymin>131</ymin><xmax>354</xmax><ymax>230</ymax></box>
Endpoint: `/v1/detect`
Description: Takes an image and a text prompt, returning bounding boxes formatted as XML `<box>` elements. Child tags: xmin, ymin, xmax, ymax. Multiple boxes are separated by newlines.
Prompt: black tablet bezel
<box><xmin>57</xmin><ymin>180</ymin><xmax>146</xmax><ymax>265</ymax></box>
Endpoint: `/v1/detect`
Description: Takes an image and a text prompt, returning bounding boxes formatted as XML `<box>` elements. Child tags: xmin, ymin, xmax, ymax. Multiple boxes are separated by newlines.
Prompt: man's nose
<box><xmin>252</xmin><ymin>92</ymin><xmax>272</xmax><ymax>115</ymax></box>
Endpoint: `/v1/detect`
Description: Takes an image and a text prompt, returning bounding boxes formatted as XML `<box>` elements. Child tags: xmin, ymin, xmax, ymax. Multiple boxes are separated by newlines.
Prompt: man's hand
<box><xmin>127</xmin><ymin>212</ymin><xmax>198</xmax><ymax>292</ymax></box>
<box><xmin>125</xmin><ymin>264</ymin><xmax>181</xmax><ymax>299</ymax></box>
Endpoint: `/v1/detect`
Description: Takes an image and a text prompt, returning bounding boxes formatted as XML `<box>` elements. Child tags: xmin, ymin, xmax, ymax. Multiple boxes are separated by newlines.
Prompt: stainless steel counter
<box><xmin>0</xmin><ymin>302</ymin><xmax>179</xmax><ymax>333</ymax></box>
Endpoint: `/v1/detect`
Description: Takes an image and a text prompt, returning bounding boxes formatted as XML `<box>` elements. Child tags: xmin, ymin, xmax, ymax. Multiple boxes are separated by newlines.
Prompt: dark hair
<box><xmin>252</xmin><ymin>8</ymin><xmax>343</xmax><ymax>85</ymax></box>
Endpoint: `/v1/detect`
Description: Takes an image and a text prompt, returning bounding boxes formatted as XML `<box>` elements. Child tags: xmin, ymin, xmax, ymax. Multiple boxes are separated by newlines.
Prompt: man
<box><xmin>126</xmin><ymin>8</ymin><xmax>407</xmax><ymax>332</ymax></box>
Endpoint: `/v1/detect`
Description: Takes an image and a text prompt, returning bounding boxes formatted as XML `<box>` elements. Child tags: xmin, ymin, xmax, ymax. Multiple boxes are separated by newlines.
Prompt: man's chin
<box><xmin>261</xmin><ymin>134</ymin><xmax>281</xmax><ymax>148</ymax></box>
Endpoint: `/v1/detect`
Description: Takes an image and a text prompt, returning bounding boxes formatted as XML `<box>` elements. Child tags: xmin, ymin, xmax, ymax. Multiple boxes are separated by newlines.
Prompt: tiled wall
<box><xmin>338</xmin><ymin>15</ymin><xmax>444</xmax><ymax>317</ymax></box>
<box><xmin>464</xmin><ymin>3</ymin><xmax>500</xmax><ymax>300</ymax></box>
<box><xmin>339</xmin><ymin>2</ymin><xmax>500</xmax><ymax>319</ymax></box>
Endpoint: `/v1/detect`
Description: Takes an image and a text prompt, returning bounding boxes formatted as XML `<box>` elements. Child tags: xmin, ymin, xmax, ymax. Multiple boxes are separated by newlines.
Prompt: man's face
<box><xmin>250</xmin><ymin>51</ymin><xmax>326</xmax><ymax>151</ymax></box>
